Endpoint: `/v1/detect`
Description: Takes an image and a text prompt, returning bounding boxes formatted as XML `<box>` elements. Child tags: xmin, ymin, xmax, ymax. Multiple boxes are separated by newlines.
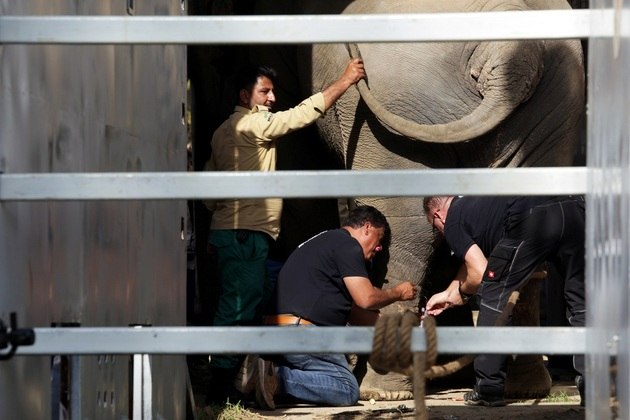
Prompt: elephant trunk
<box><xmin>347</xmin><ymin>41</ymin><xmax>545</xmax><ymax>143</ymax></box>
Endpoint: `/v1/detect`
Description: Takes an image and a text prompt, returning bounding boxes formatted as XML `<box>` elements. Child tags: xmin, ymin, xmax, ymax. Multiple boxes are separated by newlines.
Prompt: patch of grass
<box><xmin>543</xmin><ymin>390</ymin><xmax>572</xmax><ymax>403</ymax></box>
<box><xmin>196</xmin><ymin>401</ymin><xmax>268</xmax><ymax>420</ymax></box>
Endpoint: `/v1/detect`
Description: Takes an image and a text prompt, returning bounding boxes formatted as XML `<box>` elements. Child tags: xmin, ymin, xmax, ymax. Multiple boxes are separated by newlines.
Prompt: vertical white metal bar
<box><xmin>587</xmin><ymin>0</ymin><xmax>630</xmax><ymax>419</ymax></box>
<box><xmin>131</xmin><ymin>324</ymin><xmax>153</xmax><ymax>419</ymax></box>
<box><xmin>142</xmin><ymin>354</ymin><xmax>152</xmax><ymax>419</ymax></box>
<box><xmin>132</xmin><ymin>354</ymin><xmax>143</xmax><ymax>419</ymax></box>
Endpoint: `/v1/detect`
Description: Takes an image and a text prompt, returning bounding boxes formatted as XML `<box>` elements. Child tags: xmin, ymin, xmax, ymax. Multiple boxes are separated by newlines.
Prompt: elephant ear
<box><xmin>347</xmin><ymin>41</ymin><xmax>545</xmax><ymax>144</ymax></box>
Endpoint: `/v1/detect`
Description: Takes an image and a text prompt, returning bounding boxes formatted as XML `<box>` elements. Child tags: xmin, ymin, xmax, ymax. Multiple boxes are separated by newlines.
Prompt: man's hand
<box><xmin>395</xmin><ymin>281</ymin><xmax>418</xmax><ymax>301</ymax></box>
<box><xmin>322</xmin><ymin>58</ymin><xmax>366</xmax><ymax>109</ymax></box>
<box><xmin>425</xmin><ymin>286</ymin><xmax>463</xmax><ymax>316</ymax></box>
<box><xmin>342</xmin><ymin>58</ymin><xmax>366</xmax><ymax>85</ymax></box>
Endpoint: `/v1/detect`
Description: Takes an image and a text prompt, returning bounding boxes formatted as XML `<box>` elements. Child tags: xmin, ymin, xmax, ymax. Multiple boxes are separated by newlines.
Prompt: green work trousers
<box><xmin>209</xmin><ymin>229</ymin><xmax>271</xmax><ymax>369</ymax></box>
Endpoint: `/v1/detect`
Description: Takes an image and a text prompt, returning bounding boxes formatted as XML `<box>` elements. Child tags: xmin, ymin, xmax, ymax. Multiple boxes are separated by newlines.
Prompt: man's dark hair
<box><xmin>343</xmin><ymin>205</ymin><xmax>391</xmax><ymax>248</ymax></box>
<box><xmin>235</xmin><ymin>64</ymin><xmax>277</xmax><ymax>92</ymax></box>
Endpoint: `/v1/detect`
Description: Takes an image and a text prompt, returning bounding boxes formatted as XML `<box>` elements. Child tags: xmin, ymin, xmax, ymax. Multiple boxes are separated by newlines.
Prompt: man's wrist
<box><xmin>458</xmin><ymin>282</ymin><xmax>474</xmax><ymax>303</ymax></box>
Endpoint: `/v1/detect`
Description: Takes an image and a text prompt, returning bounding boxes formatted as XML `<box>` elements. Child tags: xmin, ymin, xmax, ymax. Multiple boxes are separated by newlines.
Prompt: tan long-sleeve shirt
<box><xmin>205</xmin><ymin>92</ymin><xmax>326</xmax><ymax>240</ymax></box>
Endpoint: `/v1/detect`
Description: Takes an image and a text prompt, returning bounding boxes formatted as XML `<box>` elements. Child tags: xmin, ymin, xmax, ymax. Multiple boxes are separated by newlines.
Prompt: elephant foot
<box><xmin>505</xmin><ymin>354</ymin><xmax>552</xmax><ymax>399</ymax></box>
<box><xmin>360</xmin><ymin>388</ymin><xmax>414</xmax><ymax>401</ymax></box>
<box><xmin>358</xmin><ymin>367</ymin><xmax>413</xmax><ymax>401</ymax></box>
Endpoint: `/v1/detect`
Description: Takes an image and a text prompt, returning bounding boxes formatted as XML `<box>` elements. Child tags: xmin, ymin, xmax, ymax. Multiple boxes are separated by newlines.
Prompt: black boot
<box><xmin>206</xmin><ymin>367</ymin><xmax>238</xmax><ymax>404</ymax></box>
<box><xmin>206</xmin><ymin>366</ymin><xmax>256</xmax><ymax>407</ymax></box>
<box><xmin>576</xmin><ymin>375</ymin><xmax>585</xmax><ymax>407</ymax></box>
<box><xmin>464</xmin><ymin>387</ymin><xmax>507</xmax><ymax>407</ymax></box>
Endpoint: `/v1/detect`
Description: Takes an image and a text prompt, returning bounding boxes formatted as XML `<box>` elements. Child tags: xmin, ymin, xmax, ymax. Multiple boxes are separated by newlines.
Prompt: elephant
<box><xmin>190</xmin><ymin>0</ymin><xmax>585</xmax><ymax>402</ymax></box>
<box><xmin>246</xmin><ymin>0</ymin><xmax>584</xmax><ymax>273</ymax></box>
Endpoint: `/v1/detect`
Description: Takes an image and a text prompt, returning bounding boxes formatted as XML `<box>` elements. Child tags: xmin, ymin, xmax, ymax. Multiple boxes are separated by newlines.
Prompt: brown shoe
<box><xmin>255</xmin><ymin>358</ymin><xmax>277</xmax><ymax>410</ymax></box>
<box><xmin>234</xmin><ymin>354</ymin><xmax>259</xmax><ymax>395</ymax></box>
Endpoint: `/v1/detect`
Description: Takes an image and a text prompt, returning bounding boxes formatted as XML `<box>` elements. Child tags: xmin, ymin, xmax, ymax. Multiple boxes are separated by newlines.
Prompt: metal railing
<box><xmin>2</xmin><ymin>6</ymin><xmax>627</xmax><ymax>419</ymax></box>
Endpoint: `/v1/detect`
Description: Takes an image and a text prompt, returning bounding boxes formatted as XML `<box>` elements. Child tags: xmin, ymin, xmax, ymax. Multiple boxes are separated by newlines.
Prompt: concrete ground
<box><xmin>244</xmin><ymin>380</ymin><xmax>584</xmax><ymax>420</ymax></box>
<box><xmin>190</xmin><ymin>350</ymin><xmax>585</xmax><ymax>419</ymax></box>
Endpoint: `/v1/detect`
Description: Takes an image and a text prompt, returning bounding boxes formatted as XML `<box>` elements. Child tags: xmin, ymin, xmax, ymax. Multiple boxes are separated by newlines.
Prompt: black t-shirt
<box><xmin>444</xmin><ymin>196</ymin><xmax>509</xmax><ymax>259</ymax></box>
<box><xmin>273</xmin><ymin>229</ymin><xmax>369</xmax><ymax>326</ymax></box>
<box><xmin>444</xmin><ymin>196</ymin><xmax>554</xmax><ymax>259</ymax></box>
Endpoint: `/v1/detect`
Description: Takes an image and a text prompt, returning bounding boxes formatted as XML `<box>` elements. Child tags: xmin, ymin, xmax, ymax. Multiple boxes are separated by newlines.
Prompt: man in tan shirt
<box><xmin>205</xmin><ymin>59</ymin><xmax>365</xmax><ymax>404</ymax></box>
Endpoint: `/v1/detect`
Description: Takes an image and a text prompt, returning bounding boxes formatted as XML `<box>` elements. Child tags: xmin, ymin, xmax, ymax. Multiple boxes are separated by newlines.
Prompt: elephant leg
<box><xmin>504</xmin><ymin>275</ymin><xmax>552</xmax><ymax>399</ymax></box>
<box><xmin>356</xmin><ymin>241</ymin><xmax>475</xmax><ymax>401</ymax></box>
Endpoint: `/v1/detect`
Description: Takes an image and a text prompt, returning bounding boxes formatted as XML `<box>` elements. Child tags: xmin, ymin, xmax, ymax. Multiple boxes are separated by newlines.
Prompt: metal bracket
<box><xmin>0</xmin><ymin>313</ymin><xmax>36</xmax><ymax>361</ymax></box>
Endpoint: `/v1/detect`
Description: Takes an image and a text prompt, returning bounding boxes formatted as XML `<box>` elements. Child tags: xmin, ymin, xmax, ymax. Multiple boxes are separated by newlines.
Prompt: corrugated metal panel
<box><xmin>0</xmin><ymin>1</ymin><xmax>187</xmax><ymax>418</ymax></box>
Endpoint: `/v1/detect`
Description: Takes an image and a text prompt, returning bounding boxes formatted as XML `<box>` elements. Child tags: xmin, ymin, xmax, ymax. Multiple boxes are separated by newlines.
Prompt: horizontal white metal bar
<box><xmin>14</xmin><ymin>326</ymin><xmax>586</xmax><ymax>355</ymax></box>
<box><xmin>0</xmin><ymin>167</ymin><xmax>587</xmax><ymax>201</ymax></box>
<box><xmin>0</xmin><ymin>10</ymin><xmax>615</xmax><ymax>45</ymax></box>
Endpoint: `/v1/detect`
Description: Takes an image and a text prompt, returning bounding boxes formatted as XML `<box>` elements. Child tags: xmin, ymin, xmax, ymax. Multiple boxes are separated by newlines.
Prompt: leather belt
<box><xmin>263</xmin><ymin>314</ymin><xmax>314</xmax><ymax>326</ymax></box>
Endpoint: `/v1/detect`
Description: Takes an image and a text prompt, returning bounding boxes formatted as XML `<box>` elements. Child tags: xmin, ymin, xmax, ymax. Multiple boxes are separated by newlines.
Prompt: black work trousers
<box><xmin>475</xmin><ymin>196</ymin><xmax>586</xmax><ymax>396</ymax></box>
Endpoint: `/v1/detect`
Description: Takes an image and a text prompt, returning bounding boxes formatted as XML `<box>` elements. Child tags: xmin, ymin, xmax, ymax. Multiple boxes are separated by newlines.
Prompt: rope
<box><xmin>370</xmin><ymin>311</ymin><xmax>437</xmax><ymax>420</ymax></box>
<box><xmin>368</xmin><ymin>281</ymin><xmax>531</xmax><ymax>419</ymax></box>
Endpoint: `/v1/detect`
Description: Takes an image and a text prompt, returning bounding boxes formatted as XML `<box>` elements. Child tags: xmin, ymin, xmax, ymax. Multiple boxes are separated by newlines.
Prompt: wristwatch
<box><xmin>458</xmin><ymin>282</ymin><xmax>474</xmax><ymax>303</ymax></box>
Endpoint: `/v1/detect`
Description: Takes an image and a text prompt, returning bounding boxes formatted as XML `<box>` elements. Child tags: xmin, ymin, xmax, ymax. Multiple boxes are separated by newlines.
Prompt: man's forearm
<box><xmin>321</xmin><ymin>78</ymin><xmax>353</xmax><ymax>110</ymax></box>
<box><xmin>357</xmin><ymin>286</ymin><xmax>403</xmax><ymax>310</ymax></box>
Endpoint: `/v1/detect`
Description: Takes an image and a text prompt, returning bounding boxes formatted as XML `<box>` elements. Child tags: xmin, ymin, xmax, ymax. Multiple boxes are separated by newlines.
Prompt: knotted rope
<box><xmin>368</xmin><ymin>284</ymin><xmax>528</xmax><ymax>419</ymax></box>
<box><xmin>369</xmin><ymin>311</ymin><xmax>437</xmax><ymax>420</ymax></box>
